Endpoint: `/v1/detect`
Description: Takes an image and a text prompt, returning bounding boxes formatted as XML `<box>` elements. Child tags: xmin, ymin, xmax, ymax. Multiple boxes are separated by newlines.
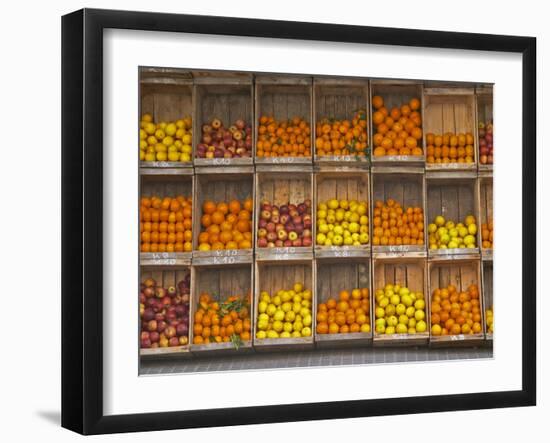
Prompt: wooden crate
<box><xmin>253</xmin><ymin>260</ymin><xmax>315</xmax><ymax>351</ymax></box>
<box><xmin>139</xmin><ymin>69</ymin><xmax>194</xmax><ymax>168</ymax></box>
<box><xmin>140</xmin><ymin>175</ymin><xmax>193</xmax><ymax>266</ymax></box>
<box><xmin>372</xmin><ymin>258</ymin><xmax>429</xmax><ymax>346</ymax></box>
<box><xmin>371</xmin><ymin>168</ymin><xmax>426</xmax><ymax>258</ymax></box>
<box><xmin>482</xmin><ymin>261</ymin><xmax>493</xmax><ymax>342</ymax></box>
<box><xmin>139</xmin><ymin>266</ymin><xmax>192</xmax><ymax>359</ymax></box>
<box><xmin>314</xmin><ymin>171</ymin><xmax>370</xmax><ymax>258</ymax></box>
<box><xmin>193</xmin><ymin>172</ymin><xmax>254</xmax><ymax>265</ymax></box>
<box><xmin>426</xmin><ymin>176</ymin><xmax>480</xmax><ymax>258</ymax></box>
<box><xmin>193</xmin><ymin>81</ymin><xmax>254</xmax><ymax>167</ymax></box>
<box><xmin>313</xmin><ymin>78</ymin><xmax>369</xmax><ymax>167</ymax></box>
<box><xmin>476</xmin><ymin>86</ymin><xmax>494</xmax><ymax>172</ymax></box>
<box><xmin>255</xmin><ymin>171</ymin><xmax>314</xmax><ymax>260</ymax></box>
<box><xmin>315</xmin><ymin>258</ymin><xmax>372</xmax><ymax>348</ymax></box>
<box><xmin>423</xmin><ymin>88</ymin><xmax>477</xmax><ymax>170</ymax></box>
<box><xmin>370</xmin><ymin>81</ymin><xmax>424</xmax><ymax>166</ymax></box>
<box><xmin>255</xmin><ymin>75</ymin><xmax>313</xmax><ymax>165</ymax></box>
<box><xmin>189</xmin><ymin>263</ymin><xmax>254</xmax><ymax>354</ymax></box>
<box><xmin>428</xmin><ymin>259</ymin><xmax>485</xmax><ymax>346</ymax></box>
<box><xmin>478</xmin><ymin>176</ymin><xmax>493</xmax><ymax>260</ymax></box>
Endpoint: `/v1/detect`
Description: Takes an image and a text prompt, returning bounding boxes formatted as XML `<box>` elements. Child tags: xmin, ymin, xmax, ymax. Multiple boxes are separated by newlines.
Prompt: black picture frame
<box><xmin>62</xmin><ymin>8</ymin><xmax>536</xmax><ymax>435</ymax></box>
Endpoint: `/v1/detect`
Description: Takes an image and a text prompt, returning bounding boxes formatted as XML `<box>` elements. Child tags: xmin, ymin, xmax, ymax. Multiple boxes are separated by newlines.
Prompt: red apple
<box><xmin>147</xmin><ymin>320</ymin><xmax>157</xmax><ymax>332</ymax></box>
<box><xmin>149</xmin><ymin>331</ymin><xmax>160</xmax><ymax>343</ymax></box>
<box><xmin>258</xmin><ymin>228</ymin><xmax>267</xmax><ymax>238</ymax></box>
<box><xmin>274</xmin><ymin>239</ymin><xmax>284</xmax><ymax>247</ymax></box>
<box><xmin>302</xmin><ymin>237</ymin><xmax>312</xmax><ymax>247</ymax></box>
<box><xmin>292</xmin><ymin>239</ymin><xmax>303</xmax><ymax>247</ymax></box>
<box><xmin>257</xmin><ymin>238</ymin><xmax>268</xmax><ymax>248</ymax></box>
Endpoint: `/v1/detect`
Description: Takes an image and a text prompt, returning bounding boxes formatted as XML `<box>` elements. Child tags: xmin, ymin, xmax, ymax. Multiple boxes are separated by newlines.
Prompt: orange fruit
<box><xmin>372</xmin><ymin>95</ymin><xmax>384</xmax><ymax>109</ymax></box>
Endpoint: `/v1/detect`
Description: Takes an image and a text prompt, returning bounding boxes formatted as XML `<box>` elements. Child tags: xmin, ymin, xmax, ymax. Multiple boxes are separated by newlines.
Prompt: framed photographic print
<box><xmin>61</xmin><ymin>8</ymin><xmax>536</xmax><ymax>435</ymax></box>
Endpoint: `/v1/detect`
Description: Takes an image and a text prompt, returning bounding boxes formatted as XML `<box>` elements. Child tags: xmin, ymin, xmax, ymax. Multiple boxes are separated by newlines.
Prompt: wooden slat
<box><xmin>140</xmin><ymin>83</ymin><xmax>193</xmax><ymax>124</ymax></box>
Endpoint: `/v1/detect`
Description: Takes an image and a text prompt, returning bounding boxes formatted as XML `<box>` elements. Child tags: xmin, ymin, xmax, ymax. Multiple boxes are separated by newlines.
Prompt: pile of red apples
<box><xmin>257</xmin><ymin>200</ymin><xmax>312</xmax><ymax>248</ymax></box>
<box><xmin>140</xmin><ymin>274</ymin><xmax>190</xmax><ymax>349</ymax></box>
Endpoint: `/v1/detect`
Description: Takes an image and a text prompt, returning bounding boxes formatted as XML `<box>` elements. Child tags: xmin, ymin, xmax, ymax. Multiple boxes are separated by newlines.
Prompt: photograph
<box><xmin>137</xmin><ymin>67</ymin><xmax>494</xmax><ymax>375</ymax></box>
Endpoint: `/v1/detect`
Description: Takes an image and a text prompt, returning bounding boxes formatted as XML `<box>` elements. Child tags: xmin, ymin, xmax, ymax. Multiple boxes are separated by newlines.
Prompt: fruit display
<box><xmin>486</xmin><ymin>308</ymin><xmax>494</xmax><ymax>333</ymax></box>
<box><xmin>425</xmin><ymin>132</ymin><xmax>475</xmax><ymax>164</ymax></box>
<box><xmin>256</xmin><ymin>283</ymin><xmax>313</xmax><ymax>339</ymax></box>
<box><xmin>197</xmin><ymin>198</ymin><xmax>253</xmax><ymax>251</ymax></box>
<box><xmin>316</xmin><ymin>288</ymin><xmax>371</xmax><ymax>335</ymax></box>
<box><xmin>257</xmin><ymin>200</ymin><xmax>312</xmax><ymax>248</ymax></box>
<box><xmin>481</xmin><ymin>218</ymin><xmax>493</xmax><ymax>249</ymax></box>
<box><xmin>372</xmin><ymin>199</ymin><xmax>424</xmax><ymax>246</ymax></box>
<box><xmin>196</xmin><ymin>118</ymin><xmax>252</xmax><ymax>159</ymax></box>
<box><xmin>430</xmin><ymin>284</ymin><xmax>483</xmax><ymax>336</ymax></box>
<box><xmin>478</xmin><ymin>121</ymin><xmax>494</xmax><ymax>165</ymax></box>
<box><xmin>256</xmin><ymin>115</ymin><xmax>311</xmax><ymax>158</ymax></box>
<box><xmin>139</xmin><ymin>114</ymin><xmax>193</xmax><ymax>163</ymax></box>
<box><xmin>372</xmin><ymin>95</ymin><xmax>423</xmax><ymax>157</ymax></box>
<box><xmin>140</xmin><ymin>195</ymin><xmax>193</xmax><ymax>253</ymax></box>
<box><xmin>192</xmin><ymin>292</ymin><xmax>252</xmax><ymax>346</ymax></box>
<box><xmin>374</xmin><ymin>284</ymin><xmax>427</xmax><ymax>335</ymax></box>
<box><xmin>140</xmin><ymin>275</ymin><xmax>190</xmax><ymax>349</ymax></box>
<box><xmin>427</xmin><ymin>215</ymin><xmax>478</xmax><ymax>250</ymax></box>
<box><xmin>315</xmin><ymin>110</ymin><xmax>368</xmax><ymax>157</ymax></box>
<box><xmin>316</xmin><ymin>199</ymin><xmax>369</xmax><ymax>247</ymax></box>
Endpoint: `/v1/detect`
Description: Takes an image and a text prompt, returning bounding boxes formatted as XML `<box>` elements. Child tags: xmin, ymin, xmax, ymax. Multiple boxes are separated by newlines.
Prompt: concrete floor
<box><xmin>140</xmin><ymin>345</ymin><xmax>493</xmax><ymax>375</ymax></box>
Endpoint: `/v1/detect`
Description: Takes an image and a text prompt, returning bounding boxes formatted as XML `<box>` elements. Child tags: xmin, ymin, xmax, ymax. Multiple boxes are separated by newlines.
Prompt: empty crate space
<box><xmin>479</xmin><ymin>177</ymin><xmax>494</xmax><ymax>256</ymax></box>
<box><xmin>194</xmin><ymin>83</ymin><xmax>253</xmax><ymax>165</ymax></box>
<box><xmin>372</xmin><ymin>258</ymin><xmax>429</xmax><ymax>346</ymax></box>
<box><xmin>193</xmin><ymin>173</ymin><xmax>254</xmax><ymax>263</ymax></box>
<box><xmin>371</xmin><ymin>172</ymin><xmax>426</xmax><ymax>255</ymax></box>
<box><xmin>255</xmin><ymin>78</ymin><xmax>312</xmax><ymax>163</ymax></box>
<box><xmin>190</xmin><ymin>264</ymin><xmax>253</xmax><ymax>353</ymax></box>
<box><xmin>256</xmin><ymin>172</ymin><xmax>313</xmax><ymax>259</ymax></box>
<box><xmin>313</xmin><ymin>80</ymin><xmax>369</xmax><ymax>164</ymax></box>
<box><xmin>370</xmin><ymin>82</ymin><xmax>424</xmax><ymax>162</ymax></box>
<box><xmin>315</xmin><ymin>259</ymin><xmax>372</xmax><ymax>347</ymax></box>
<box><xmin>139</xmin><ymin>267</ymin><xmax>192</xmax><ymax>357</ymax></box>
<box><xmin>254</xmin><ymin>261</ymin><xmax>315</xmax><ymax>351</ymax></box>
<box><xmin>476</xmin><ymin>88</ymin><xmax>494</xmax><ymax>169</ymax></box>
<box><xmin>423</xmin><ymin>89</ymin><xmax>477</xmax><ymax>169</ymax></box>
<box><xmin>426</xmin><ymin>177</ymin><xmax>480</xmax><ymax>257</ymax></box>
<box><xmin>140</xmin><ymin>175</ymin><xmax>194</xmax><ymax>264</ymax></box>
<box><xmin>139</xmin><ymin>73</ymin><xmax>194</xmax><ymax>166</ymax></box>
<box><xmin>482</xmin><ymin>262</ymin><xmax>494</xmax><ymax>339</ymax></box>
<box><xmin>314</xmin><ymin>171</ymin><xmax>370</xmax><ymax>257</ymax></box>
<box><xmin>428</xmin><ymin>260</ymin><xmax>484</xmax><ymax>345</ymax></box>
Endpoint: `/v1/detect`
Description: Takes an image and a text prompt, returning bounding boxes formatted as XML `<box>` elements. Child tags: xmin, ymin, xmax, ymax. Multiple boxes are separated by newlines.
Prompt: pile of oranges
<box><xmin>256</xmin><ymin>115</ymin><xmax>311</xmax><ymax>158</ymax></box>
<box><xmin>372</xmin><ymin>199</ymin><xmax>424</xmax><ymax>246</ymax></box>
<box><xmin>481</xmin><ymin>218</ymin><xmax>493</xmax><ymax>249</ymax></box>
<box><xmin>197</xmin><ymin>198</ymin><xmax>253</xmax><ymax>251</ymax></box>
<box><xmin>192</xmin><ymin>293</ymin><xmax>252</xmax><ymax>345</ymax></box>
<box><xmin>430</xmin><ymin>284</ymin><xmax>483</xmax><ymax>336</ymax></box>
<box><xmin>139</xmin><ymin>114</ymin><xmax>193</xmax><ymax>163</ymax></box>
<box><xmin>140</xmin><ymin>195</ymin><xmax>193</xmax><ymax>253</ymax></box>
<box><xmin>372</xmin><ymin>96</ymin><xmax>423</xmax><ymax>157</ymax></box>
<box><xmin>315</xmin><ymin>110</ymin><xmax>368</xmax><ymax>157</ymax></box>
<box><xmin>425</xmin><ymin>132</ymin><xmax>475</xmax><ymax>164</ymax></box>
<box><xmin>316</xmin><ymin>288</ymin><xmax>371</xmax><ymax>335</ymax></box>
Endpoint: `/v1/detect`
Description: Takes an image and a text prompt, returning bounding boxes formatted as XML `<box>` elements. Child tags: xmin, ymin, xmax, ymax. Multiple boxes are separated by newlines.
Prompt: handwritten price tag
<box><xmin>212</xmin><ymin>158</ymin><xmax>231</xmax><ymax>165</ymax></box>
<box><xmin>451</xmin><ymin>334</ymin><xmax>466</xmax><ymax>341</ymax></box>
<box><xmin>213</xmin><ymin>256</ymin><xmax>237</xmax><ymax>265</ymax></box>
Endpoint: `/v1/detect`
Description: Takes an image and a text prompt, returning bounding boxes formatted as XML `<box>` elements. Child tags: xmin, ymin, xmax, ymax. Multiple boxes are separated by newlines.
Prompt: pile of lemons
<box><xmin>139</xmin><ymin>113</ymin><xmax>192</xmax><ymax>163</ymax></box>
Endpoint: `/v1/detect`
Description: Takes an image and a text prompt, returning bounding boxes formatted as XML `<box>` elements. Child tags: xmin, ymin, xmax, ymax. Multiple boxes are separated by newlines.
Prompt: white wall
<box><xmin>0</xmin><ymin>0</ymin><xmax>545</xmax><ymax>440</ymax></box>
